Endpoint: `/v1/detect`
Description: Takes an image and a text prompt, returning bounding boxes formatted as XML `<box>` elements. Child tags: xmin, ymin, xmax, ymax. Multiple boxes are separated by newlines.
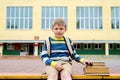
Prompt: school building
<box><xmin>0</xmin><ymin>0</ymin><xmax>120</xmax><ymax>56</ymax></box>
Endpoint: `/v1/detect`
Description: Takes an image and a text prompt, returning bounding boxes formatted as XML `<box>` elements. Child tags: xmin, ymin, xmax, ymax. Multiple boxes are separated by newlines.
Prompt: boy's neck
<box><xmin>52</xmin><ymin>36</ymin><xmax>64</xmax><ymax>40</ymax></box>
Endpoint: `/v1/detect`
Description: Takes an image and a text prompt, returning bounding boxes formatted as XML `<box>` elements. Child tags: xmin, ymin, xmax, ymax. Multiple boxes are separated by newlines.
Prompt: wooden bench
<box><xmin>1</xmin><ymin>74</ymin><xmax>120</xmax><ymax>79</ymax></box>
<box><xmin>84</xmin><ymin>62</ymin><xmax>109</xmax><ymax>75</ymax></box>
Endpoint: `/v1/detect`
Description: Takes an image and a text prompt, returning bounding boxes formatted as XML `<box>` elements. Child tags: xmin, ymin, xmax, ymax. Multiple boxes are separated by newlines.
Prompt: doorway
<box><xmin>29</xmin><ymin>44</ymin><xmax>34</xmax><ymax>55</ymax></box>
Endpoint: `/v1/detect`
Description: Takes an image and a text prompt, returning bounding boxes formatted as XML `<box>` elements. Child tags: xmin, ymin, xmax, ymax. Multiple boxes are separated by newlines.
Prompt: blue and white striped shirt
<box><xmin>40</xmin><ymin>36</ymin><xmax>83</xmax><ymax>66</ymax></box>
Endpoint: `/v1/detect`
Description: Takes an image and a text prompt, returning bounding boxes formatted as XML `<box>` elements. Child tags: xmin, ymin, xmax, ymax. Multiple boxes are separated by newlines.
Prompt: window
<box><xmin>41</xmin><ymin>6</ymin><xmax>68</xmax><ymax>29</ymax></box>
<box><xmin>94</xmin><ymin>43</ymin><xmax>103</xmax><ymax>50</ymax></box>
<box><xmin>109</xmin><ymin>43</ymin><xmax>114</xmax><ymax>50</ymax></box>
<box><xmin>73</xmin><ymin>43</ymin><xmax>77</xmax><ymax>49</ymax></box>
<box><xmin>84</xmin><ymin>43</ymin><xmax>92</xmax><ymax>50</ymax></box>
<box><xmin>76</xmin><ymin>7</ymin><xmax>102</xmax><ymax>30</ymax></box>
<box><xmin>73</xmin><ymin>43</ymin><xmax>81</xmax><ymax>49</ymax></box>
<box><xmin>116</xmin><ymin>43</ymin><xmax>120</xmax><ymax>50</ymax></box>
<box><xmin>6</xmin><ymin>7</ymin><xmax>33</xmax><ymax>30</ymax></box>
<box><xmin>20</xmin><ymin>43</ymin><xmax>29</xmax><ymax>52</ymax></box>
<box><xmin>7</xmin><ymin>43</ymin><xmax>15</xmax><ymax>50</ymax></box>
<box><xmin>111</xmin><ymin>7</ymin><xmax>120</xmax><ymax>29</ymax></box>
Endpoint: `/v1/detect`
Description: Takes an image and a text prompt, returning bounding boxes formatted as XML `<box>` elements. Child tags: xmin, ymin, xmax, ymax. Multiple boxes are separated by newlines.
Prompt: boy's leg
<box><xmin>46</xmin><ymin>66</ymin><xmax>58</xmax><ymax>80</ymax></box>
<box><xmin>60</xmin><ymin>63</ymin><xmax>72</xmax><ymax>80</ymax></box>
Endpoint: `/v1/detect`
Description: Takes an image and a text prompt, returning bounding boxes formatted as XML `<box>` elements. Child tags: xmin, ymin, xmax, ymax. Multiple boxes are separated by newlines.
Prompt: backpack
<box><xmin>46</xmin><ymin>36</ymin><xmax>75</xmax><ymax>60</ymax></box>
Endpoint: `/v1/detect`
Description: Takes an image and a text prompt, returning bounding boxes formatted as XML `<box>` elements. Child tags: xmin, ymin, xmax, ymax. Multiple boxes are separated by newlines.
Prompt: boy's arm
<box><xmin>68</xmin><ymin>38</ymin><xmax>85</xmax><ymax>63</ymax></box>
<box><xmin>69</xmin><ymin>39</ymin><xmax>92</xmax><ymax>65</ymax></box>
<box><xmin>40</xmin><ymin>42</ymin><xmax>57</xmax><ymax>67</ymax></box>
<box><xmin>72</xmin><ymin>49</ymin><xmax>92</xmax><ymax>65</ymax></box>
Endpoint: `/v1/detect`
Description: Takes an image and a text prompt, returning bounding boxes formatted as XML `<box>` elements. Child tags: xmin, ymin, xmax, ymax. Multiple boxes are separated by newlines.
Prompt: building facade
<box><xmin>0</xmin><ymin>0</ymin><xmax>120</xmax><ymax>56</ymax></box>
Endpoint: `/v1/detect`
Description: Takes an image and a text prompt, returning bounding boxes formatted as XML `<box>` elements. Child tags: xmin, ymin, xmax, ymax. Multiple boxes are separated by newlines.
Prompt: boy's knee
<box><xmin>47</xmin><ymin>73</ymin><xmax>58</xmax><ymax>80</ymax></box>
<box><xmin>61</xmin><ymin>71</ymin><xmax>72</xmax><ymax>80</ymax></box>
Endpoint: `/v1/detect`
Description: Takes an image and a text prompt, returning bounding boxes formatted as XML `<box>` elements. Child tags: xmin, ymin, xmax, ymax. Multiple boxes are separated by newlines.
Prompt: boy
<box><xmin>40</xmin><ymin>18</ymin><xmax>92</xmax><ymax>80</ymax></box>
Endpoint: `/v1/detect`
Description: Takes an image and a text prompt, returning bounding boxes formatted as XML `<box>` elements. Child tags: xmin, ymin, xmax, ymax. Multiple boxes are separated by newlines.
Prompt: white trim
<box><xmin>0</xmin><ymin>40</ymin><xmax>44</xmax><ymax>43</ymax></box>
<box><xmin>72</xmin><ymin>40</ymin><xmax>120</xmax><ymax>43</ymax></box>
<box><xmin>0</xmin><ymin>40</ymin><xmax>120</xmax><ymax>43</ymax></box>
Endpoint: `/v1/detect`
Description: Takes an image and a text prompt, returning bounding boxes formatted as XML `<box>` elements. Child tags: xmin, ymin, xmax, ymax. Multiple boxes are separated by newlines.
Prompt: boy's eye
<box><xmin>54</xmin><ymin>28</ymin><xmax>63</xmax><ymax>30</ymax></box>
<box><xmin>60</xmin><ymin>28</ymin><xmax>64</xmax><ymax>30</ymax></box>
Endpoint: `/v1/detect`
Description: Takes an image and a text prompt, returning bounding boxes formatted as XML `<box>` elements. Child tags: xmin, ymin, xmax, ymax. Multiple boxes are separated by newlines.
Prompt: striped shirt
<box><xmin>40</xmin><ymin>36</ymin><xmax>84</xmax><ymax>66</ymax></box>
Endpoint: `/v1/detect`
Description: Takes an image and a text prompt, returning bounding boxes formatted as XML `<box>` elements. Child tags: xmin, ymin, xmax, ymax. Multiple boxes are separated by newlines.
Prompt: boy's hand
<box><xmin>85</xmin><ymin>62</ymin><xmax>93</xmax><ymax>66</ymax></box>
<box><xmin>55</xmin><ymin>63</ymin><xmax>64</xmax><ymax>71</ymax></box>
<box><xmin>82</xmin><ymin>60</ymin><xmax>93</xmax><ymax>66</ymax></box>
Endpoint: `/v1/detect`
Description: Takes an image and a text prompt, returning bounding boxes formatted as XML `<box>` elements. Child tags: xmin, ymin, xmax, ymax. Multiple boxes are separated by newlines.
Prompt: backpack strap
<box><xmin>46</xmin><ymin>37</ymin><xmax>51</xmax><ymax>56</ymax></box>
<box><xmin>63</xmin><ymin>36</ymin><xmax>75</xmax><ymax>60</ymax></box>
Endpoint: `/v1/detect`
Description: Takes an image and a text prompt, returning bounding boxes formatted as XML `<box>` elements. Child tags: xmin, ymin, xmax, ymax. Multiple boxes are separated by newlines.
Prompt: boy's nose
<box><xmin>57</xmin><ymin>29</ymin><xmax>61</xmax><ymax>32</ymax></box>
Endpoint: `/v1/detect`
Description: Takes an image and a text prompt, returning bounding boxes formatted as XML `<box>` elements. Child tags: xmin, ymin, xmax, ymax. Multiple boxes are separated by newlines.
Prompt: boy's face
<box><xmin>52</xmin><ymin>24</ymin><xmax>66</xmax><ymax>38</ymax></box>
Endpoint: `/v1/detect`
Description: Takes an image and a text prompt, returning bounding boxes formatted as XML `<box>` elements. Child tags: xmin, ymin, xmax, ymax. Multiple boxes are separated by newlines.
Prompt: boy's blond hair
<box><xmin>52</xmin><ymin>18</ymin><xmax>67</xmax><ymax>28</ymax></box>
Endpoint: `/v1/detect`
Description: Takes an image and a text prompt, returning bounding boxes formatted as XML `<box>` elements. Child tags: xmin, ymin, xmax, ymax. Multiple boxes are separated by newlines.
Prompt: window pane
<box><xmin>81</xmin><ymin>7</ymin><xmax>84</xmax><ymax>17</ymax></box>
<box><xmin>51</xmin><ymin>7</ymin><xmax>54</xmax><ymax>17</ymax></box>
<box><xmin>76</xmin><ymin>8</ymin><xmax>80</xmax><ymax>17</ymax></box>
<box><xmin>11</xmin><ymin>7</ymin><xmax>15</xmax><ymax>17</ymax></box>
<box><xmin>25</xmin><ymin>19</ymin><xmax>28</xmax><ymax>29</ymax></box>
<box><xmin>85</xmin><ymin>7</ymin><xmax>89</xmax><ymax>17</ymax></box>
<box><xmin>25</xmin><ymin>8</ymin><xmax>28</xmax><ymax>17</ymax></box>
<box><xmin>7</xmin><ymin>7</ymin><xmax>10</xmax><ymax>17</ymax></box>
<box><xmin>15</xmin><ymin>18</ymin><xmax>19</xmax><ymax>29</ymax></box>
<box><xmin>64</xmin><ymin>8</ymin><xmax>67</xmax><ymax>17</ymax></box>
<box><xmin>41</xmin><ymin>18</ymin><xmax>45</xmax><ymax>29</ymax></box>
<box><xmin>46</xmin><ymin>8</ymin><xmax>49</xmax><ymax>17</ymax></box>
<box><xmin>94</xmin><ymin>8</ymin><xmax>98</xmax><ymax>17</ymax></box>
<box><xmin>29</xmin><ymin>7</ymin><xmax>32</xmax><ymax>17</ymax></box>
<box><xmin>16</xmin><ymin>7</ymin><xmax>19</xmax><ymax>17</ymax></box>
<box><xmin>55</xmin><ymin>7</ymin><xmax>59</xmax><ymax>17</ymax></box>
<box><xmin>20</xmin><ymin>19</ymin><xmax>23</xmax><ymax>29</ymax></box>
<box><xmin>29</xmin><ymin>19</ymin><xmax>32</xmax><ymax>29</ymax></box>
<box><xmin>11</xmin><ymin>19</ymin><xmax>14</xmax><ymax>29</ymax></box>
<box><xmin>6</xmin><ymin>19</ymin><xmax>10</xmax><ymax>29</ymax></box>
<box><xmin>90</xmin><ymin>19</ymin><xmax>93</xmax><ymax>29</ymax></box>
<box><xmin>20</xmin><ymin>7</ymin><xmax>24</xmax><ymax>17</ymax></box>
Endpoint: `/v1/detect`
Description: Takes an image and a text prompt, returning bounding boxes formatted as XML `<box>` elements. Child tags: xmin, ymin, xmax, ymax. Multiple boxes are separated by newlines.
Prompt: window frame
<box><xmin>41</xmin><ymin>6</ymin><xmax>68</xmax><ymax>30</ymax></box>
<box><xmin>73</xmin><ymin>43</ymin><xmax>81</xmax><ymax>50</ymax></box>
<box><xmin>94</xmin><ymin>43</ymin><xmax>103</xmax><ymax>50</ymax></box>
<box><xmin>76</xmin><ymin>6</ymin><xmax>103</xmax><ymax>30</ymax></box>
<box><xmin>116</xmin><ymin>43</ymin><xmax>120</xmax><ymax>50</ymax></box>
<box><xmin>6</xmin><ymin>6</ymin><xmax>33</xmax><ymax>30</ymax></box>
<box><xmin>111</xmin><ymin>7</ymin><xmax>120</xmax><ymax>30</ymax></box>
<box><xmin>83</xmin><ymin>43</ymin><xmax>92</xmax><ymax>50</ymax></box>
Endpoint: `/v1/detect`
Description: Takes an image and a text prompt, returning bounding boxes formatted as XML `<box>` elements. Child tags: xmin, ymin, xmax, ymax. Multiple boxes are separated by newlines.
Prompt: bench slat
<box><xmin>84</xmin><ymin>62</ymin><xmax>109</xmax><ymax>75</ymax></box>
<box><xmin>92</xmin><ymin>62</ymin><xmax>105</xmax><ymax>66</ymax></box>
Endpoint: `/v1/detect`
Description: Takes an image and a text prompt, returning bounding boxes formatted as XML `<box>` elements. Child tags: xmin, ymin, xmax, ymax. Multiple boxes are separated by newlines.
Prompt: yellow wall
<box><xmin>0</xmin><ymin>0</ymin><xmax>120</xmax><ymax>41</ymax></box>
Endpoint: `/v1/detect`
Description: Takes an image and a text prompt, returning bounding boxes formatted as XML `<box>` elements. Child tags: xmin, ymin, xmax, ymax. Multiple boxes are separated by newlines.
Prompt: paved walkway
<box><xmin>0</xmin><ymin>55</ymin><xmax>120</xmax><ymax>79</ymax></box>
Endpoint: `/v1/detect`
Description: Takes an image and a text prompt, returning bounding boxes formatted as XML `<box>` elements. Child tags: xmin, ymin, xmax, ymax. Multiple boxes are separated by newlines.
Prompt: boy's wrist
<box><xmin>79</xmin><ymin>58</ymin><xmax>85</xmax><ymax>63</ymax></box>
<box><xmin>50</xmin><ymin>61</ymin><xmax>57</xmax><ymax>67</ymax></box>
